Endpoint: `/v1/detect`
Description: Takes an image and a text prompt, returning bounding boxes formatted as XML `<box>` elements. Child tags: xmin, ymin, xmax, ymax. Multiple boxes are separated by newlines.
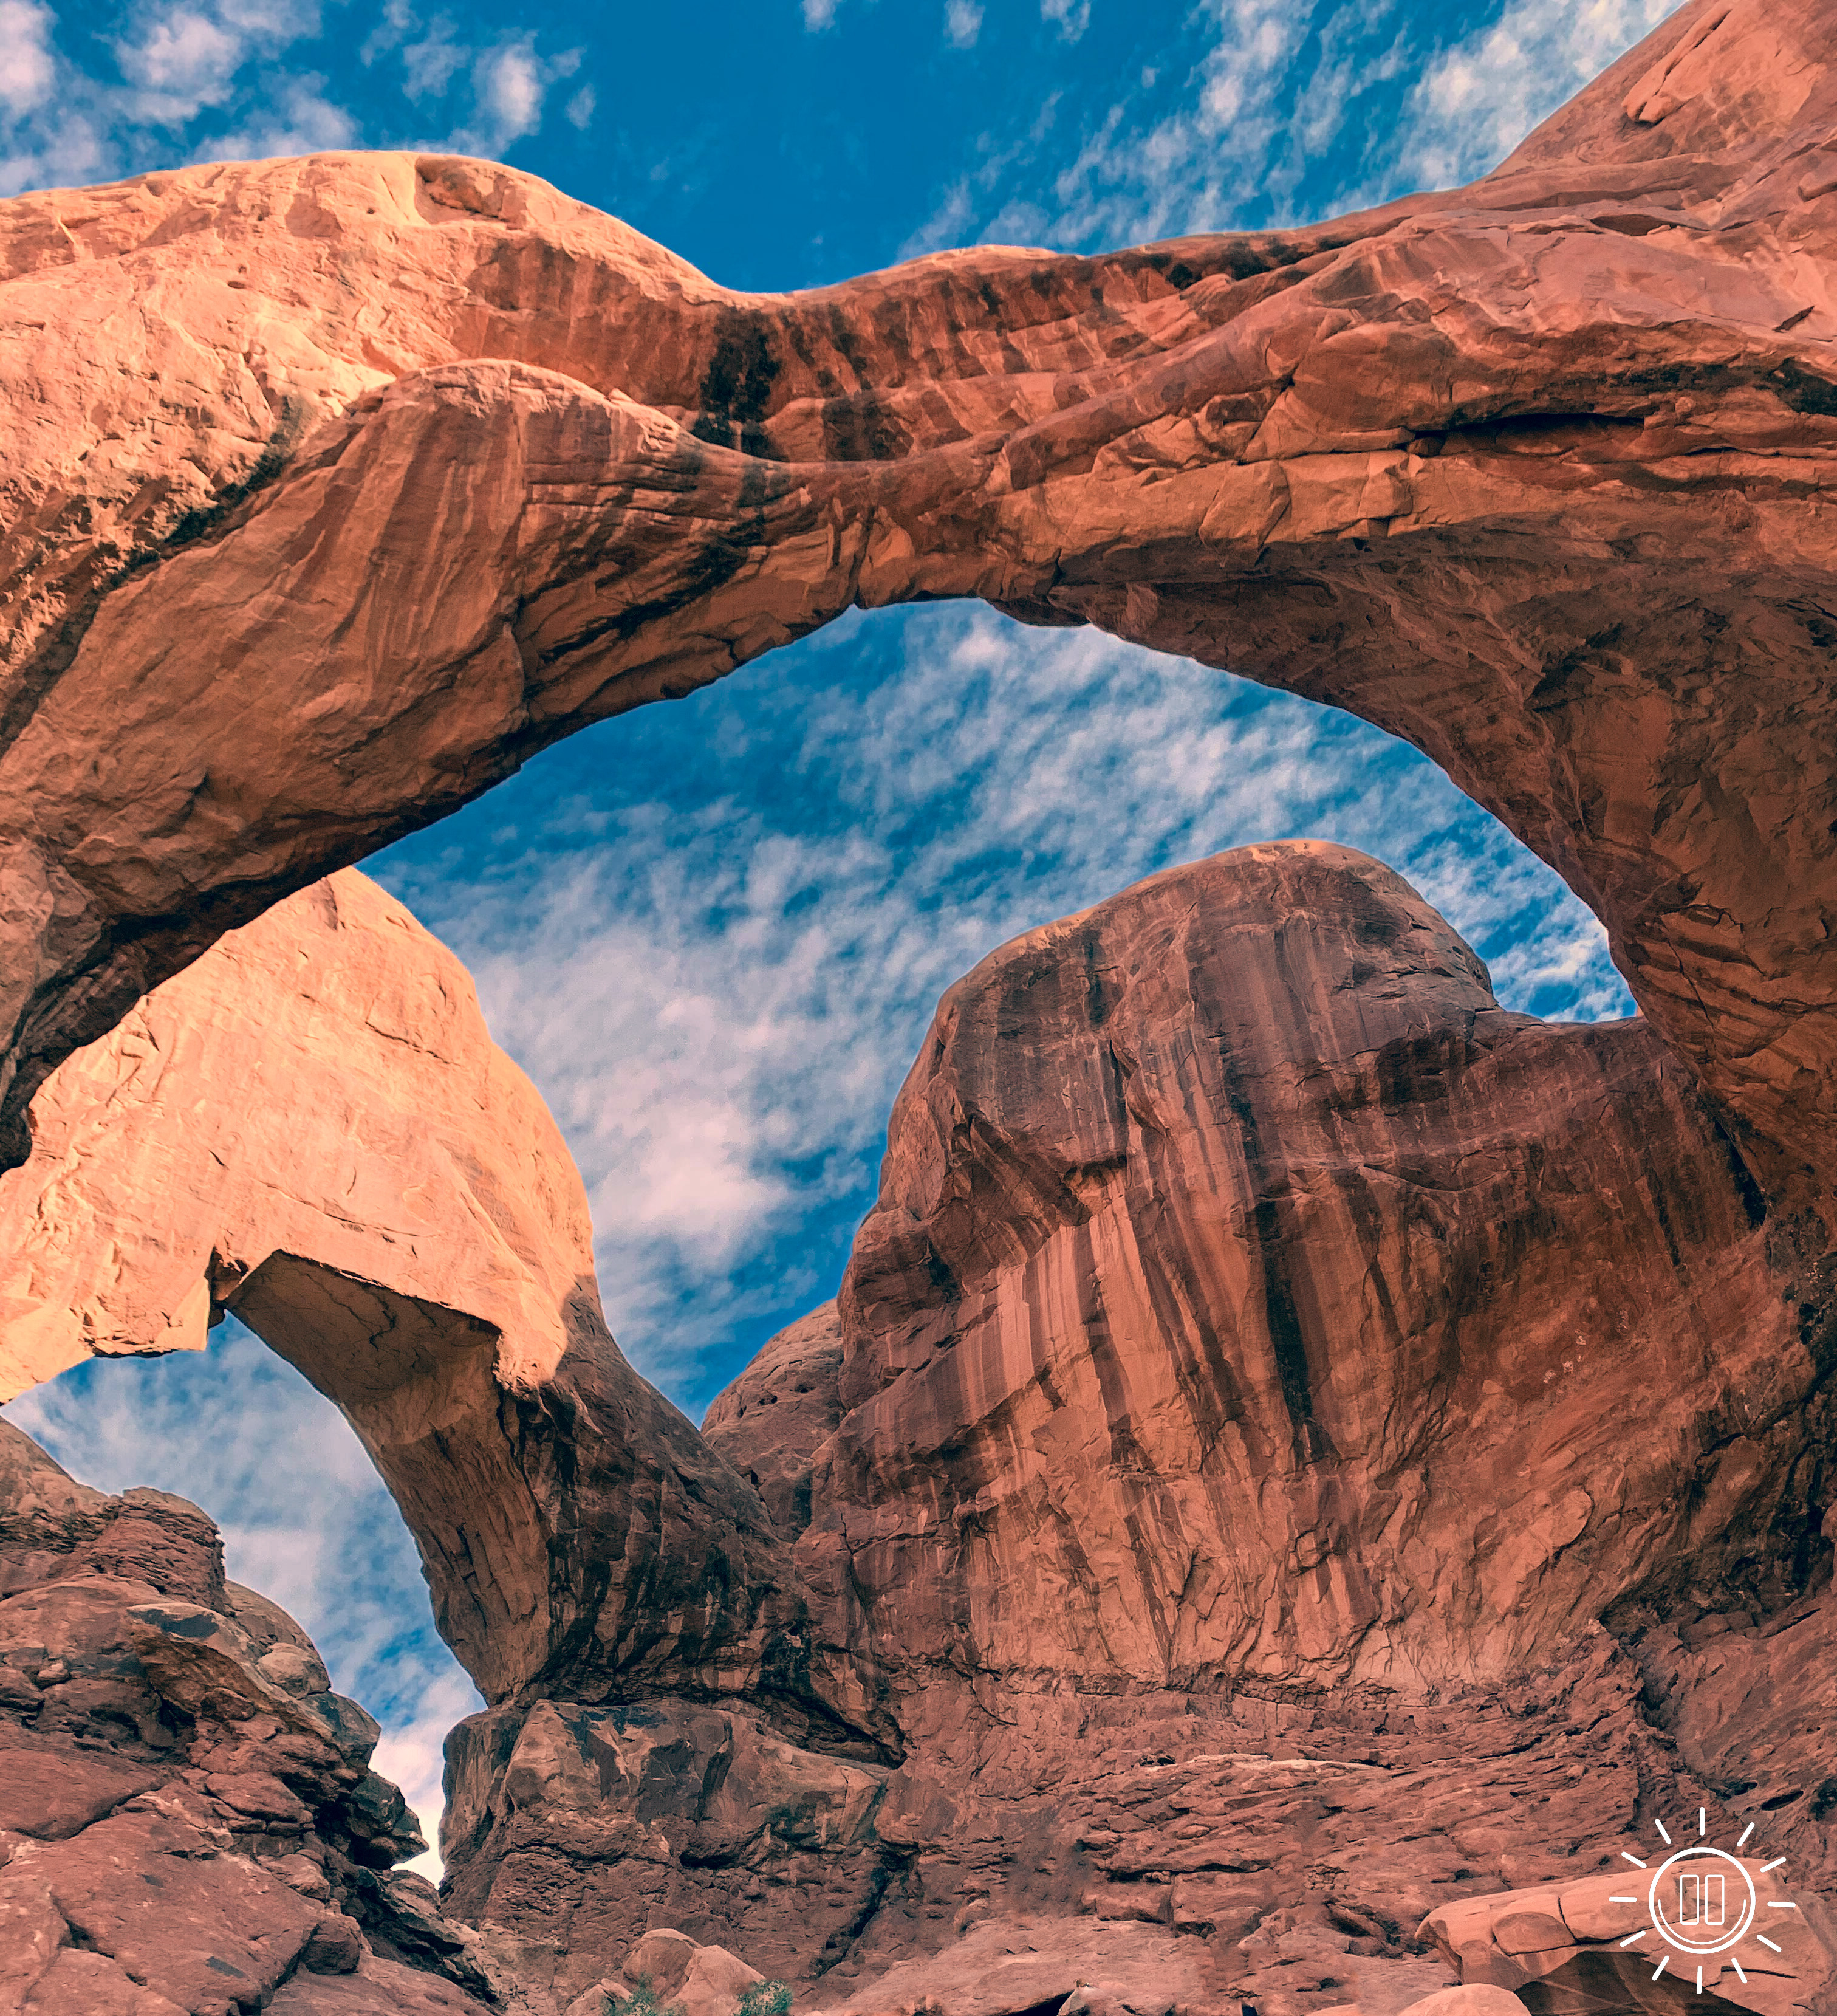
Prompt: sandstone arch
<box><xmin>7</xmin><ymin>1</ymin><xmax>1837</xmax><ymax>1994</ymax></box>
<box><xmin>0</xmin><ymin>869</ymin><xmax>869</xmax><ymax>1731</ymax></box>
<box><xmin>1</xmin><ymin>0</ymin><xmax>1834</xmax><ymax>1242</ymax></box>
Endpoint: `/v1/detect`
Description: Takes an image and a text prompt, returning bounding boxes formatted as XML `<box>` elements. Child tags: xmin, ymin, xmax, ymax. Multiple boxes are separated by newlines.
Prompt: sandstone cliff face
<box><xmin>702</xmin><ymin>1303</ymin><xmax>844</xmax><ymax>1541</ymax></box>
<box><xmin>0</xmin><ymin>0</ymin><xmax>1834</xmax><ymax>1243</ymax></box>
<box><xmin>0</xmin><ymin>869</ymin><xmax>847</xmax><ymax>1728</ymax></box>
<box><xmin>725</xmin><ymin>842</ymin><xmax>1820</xmax><ymax>1693</ymax></box>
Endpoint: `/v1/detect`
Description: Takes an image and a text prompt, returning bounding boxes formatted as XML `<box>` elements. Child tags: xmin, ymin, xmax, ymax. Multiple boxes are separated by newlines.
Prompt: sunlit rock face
<box><xmin>1</xmin><ymin>0</ymin><xmax>1836</xmax><ymax>1244</ymax></box>
<box><xmin>779</xmin><ymin>841</ymin><xmax>1822</xmax><ymax>1693</ymax></box>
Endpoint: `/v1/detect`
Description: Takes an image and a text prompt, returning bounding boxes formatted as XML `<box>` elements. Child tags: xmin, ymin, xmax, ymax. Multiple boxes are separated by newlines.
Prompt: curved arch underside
<box><xmin>0</xmin><ymin>0</ymin><xmax>1833</xmax><ymax>1234</ymax></box>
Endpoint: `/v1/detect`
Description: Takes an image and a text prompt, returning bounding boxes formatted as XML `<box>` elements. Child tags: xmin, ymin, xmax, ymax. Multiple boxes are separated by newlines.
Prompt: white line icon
<box><xmin>1678</xmin><ymin>1873</ymin><xmax>1725</xmax><ymax>1927</ymax></box>
<box><xmin>1623</xmin><ymin>1805</ymin><xmax>1802</xmax><ymax>1992</ymax></box>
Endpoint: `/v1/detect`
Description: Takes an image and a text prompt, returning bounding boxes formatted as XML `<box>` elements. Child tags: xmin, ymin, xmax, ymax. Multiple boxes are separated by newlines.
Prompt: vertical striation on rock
<box><xmin>693</xmin><ymin>842</ymin><xmax>1837</xmax><ymax>1998</ymax></box>
<box><xmin>2</xmin><ymin>835</ymin><xmax>1832</xmax><ymax>2003</ymax></box>
<box><xmin>758</xmin><ymin>842</ymin><xmax>1821</xmax><ymax>1694</ymax></box>
<box><xmin>4</xmin><ymin>2</ymin><xmax>1837</xmax><ymax>2003</ymax></box>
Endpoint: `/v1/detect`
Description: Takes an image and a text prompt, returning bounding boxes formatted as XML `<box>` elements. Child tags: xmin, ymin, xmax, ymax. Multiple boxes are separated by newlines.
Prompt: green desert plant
<box><xmin>615</xmin><ymin>1977</ymin><xmax>680</xmax><ymax>2016</ymax></box>
<box><xmin>734</xmin><ymin>1983</ymin><xmax>793</xmax><ymax>2016</ymax></box>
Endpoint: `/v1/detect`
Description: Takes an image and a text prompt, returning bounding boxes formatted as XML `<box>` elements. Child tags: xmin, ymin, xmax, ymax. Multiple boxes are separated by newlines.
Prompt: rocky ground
<box><xmin>0</xmin><ymin>1421</ymin><xmax>510</xmax><ymax>2013</ymax></box>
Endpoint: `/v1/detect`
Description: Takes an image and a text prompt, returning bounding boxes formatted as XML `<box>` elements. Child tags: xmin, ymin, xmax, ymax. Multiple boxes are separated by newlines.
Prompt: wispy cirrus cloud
<box><xmin>900</xmin><ymin>0</ymin><xmax>1682</xmax><ymax>258</ymax></box>
<box><xmin>1397</xmin><ymin>0</ymin><xmax>1675</xmax><ymax>191</ymax></box>
<box><xmin>945</xmin><ymin>0</ymin><xmax>984</xmax><ymax>50</ymax></box>
<box><xmin>360</xmin><ymin>5</ymin><xmax>581</xmax><ymax>153</ymax></box>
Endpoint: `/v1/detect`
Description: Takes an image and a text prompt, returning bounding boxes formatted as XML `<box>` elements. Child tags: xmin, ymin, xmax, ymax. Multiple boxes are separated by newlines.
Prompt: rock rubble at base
<box><xmin>0</xmin><ymin>1422</ymin><xmax>494</xmax><ymax>2015</ymax></box>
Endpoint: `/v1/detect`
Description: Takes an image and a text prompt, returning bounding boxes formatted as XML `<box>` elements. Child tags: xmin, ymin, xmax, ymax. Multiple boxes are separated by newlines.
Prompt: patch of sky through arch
<box><xmin>370</xmin><ymin>607</ymin><xmax>1632</xmax><ymax>1414</ymax></box>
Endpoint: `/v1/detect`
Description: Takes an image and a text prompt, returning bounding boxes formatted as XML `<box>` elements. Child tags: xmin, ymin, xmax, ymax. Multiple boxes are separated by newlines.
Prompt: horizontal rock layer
<box><xmin>0</xmin><ymin>0</ymin><xmax>1833</xmax><ymax>1243</ymax></box>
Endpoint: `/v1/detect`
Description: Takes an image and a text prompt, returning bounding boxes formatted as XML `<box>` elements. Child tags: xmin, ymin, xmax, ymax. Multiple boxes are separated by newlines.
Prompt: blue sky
<box><xmin>3</xmin><ymin>0</ymin><xmax>1675</xmax><ymax>1870</ymax></box>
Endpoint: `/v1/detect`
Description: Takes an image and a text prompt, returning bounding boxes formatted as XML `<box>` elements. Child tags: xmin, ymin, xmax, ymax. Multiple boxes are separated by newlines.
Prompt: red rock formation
<box><xmin>689</xmin><ymin>842</ymin><xmax>1837</xmax><ymax>1998</ymax></box>
<box><xmin>0</xmin><ymin>1419</ymin><xmax>490</xmax><ymax>2014</ymax></box>
<box><xmin>738</xmin><ymin>842</ymin><xmax>1819</xmax><ymax>1694</ymax></box>
<box><xmin>1</xmin><ymin>0</ymin><xmax>1835</xmax><ymax>1238</ymax></box>
<box><xmin>702</xmin><ymin>1303</ymin><xmax>844</xmax><ymax>1541</ymax></box>
<box><xmin>1421</xmin><ymin>1856</ymin><xmax>1836</xmax><ymax>2016</ymax></box>
<box><xmin>7</xmin><ymin>4</ymin><xmax>1837</xmax><ymax>2001</ymax></box>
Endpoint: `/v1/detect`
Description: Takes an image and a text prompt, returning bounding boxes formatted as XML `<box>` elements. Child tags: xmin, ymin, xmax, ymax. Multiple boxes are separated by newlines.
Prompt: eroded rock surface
<box><xmin>7</xmin><ymin>830</ymin><xmax>1834</xmax><ymax>2003</ymax></box>
<box><xmin>726</xmin><ymin>842</ymin><xmax>1825</xmax><ymax>1696</ymax></box>
<box><xmin>0</xmin><ymin>0</ymin><xmax>1835</xmax><ymax>1239</ymax></box>
<box><xmin>8</xmin><ymin>7</ymin><xmax>1837</xmax><ymax>1986</ymax></box>
<box><xmin>0</xmin><ymin>1420</ymin><xmax>492</xmax><ymax>2015</ymax></box>
<box><xmin>703</xmin><ymin>1303</ymin><xmax>844</xmax><ymax>1541</ymax></box>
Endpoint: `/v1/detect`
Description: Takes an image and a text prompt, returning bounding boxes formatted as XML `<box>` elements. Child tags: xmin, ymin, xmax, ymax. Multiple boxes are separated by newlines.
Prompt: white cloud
<box><xmin>802</xmin><ymin>0</ymin><xmax>840</xmax><ymax>26</ymax></box>
<box><xmin>565</xmin><ymin>82</ymin><xmax>594</xmax><ymax>131</ymax></box>
<box><xmin>1400</xmin><ymin>0</ymin><xmax>1675</xmax><ymax>191</ymax></box>
<box><xmin>371</xmin><ymin>1668</ymin><xmax>484</xmax><ymax>1880</ymax></box>
<box><xmin>0</xmin><ymin>0</ymin><xmax>592</xmax><ymax>198</ymax></box>
<box><xmin>945</xmin><ymin>0</ymin><xmax>983</xmax><ymax>49</ymax></box>
<box><xmin>899</xmin><ymin>175</ymin><xmax>975</xmax><ymax>256</ymax></box>
<box><xmin>205</xmin><ymin>74</ymin><xmax>357</xmax><ymax>159</ymax></box>
<box><xmin>1041</xmin><ymin>0</ymin><xmax>1090</xmax><ymax>41</ymax></box>
<box><xmin>471</xmin><ymin>38</ymin><xmax>542</xmax><ymax>147</ymax></box>
<box><xmin>400</xmin><ymin>22</ymin><xmax>466</xmax><ymax>101</ymax></box>
<box><xmin>116</xmin><ymin>6</ymin><xmax>243</xmax><ymax>120</ymax></box>
<box><xmin>902</xmin><ymin>0</ymin><xmax>1683</xmax><ymax>256</ymax></box>
<box><xmin>375</xmin><ymin>606</ymin><xmax>1632</xmax><ymax>1406</ymax></box>
<box><xmin>0</xmin><ymin>0</ymin><xmax>55</xmax><ymax>114</ymax></box>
